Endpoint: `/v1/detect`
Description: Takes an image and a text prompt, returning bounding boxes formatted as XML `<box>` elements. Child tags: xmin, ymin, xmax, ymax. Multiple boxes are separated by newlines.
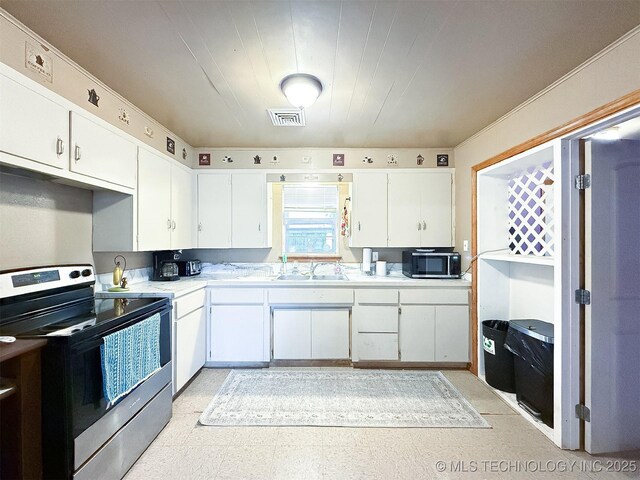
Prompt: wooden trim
<box><xmin>468</xmin><ymin>89</ymin><xmax>640</xmax><ymax>376</ymax></box>
<box><xmin>472</xmin><ymin>88</ymin><xmax>640</xmax><ymax>173</ymax></box>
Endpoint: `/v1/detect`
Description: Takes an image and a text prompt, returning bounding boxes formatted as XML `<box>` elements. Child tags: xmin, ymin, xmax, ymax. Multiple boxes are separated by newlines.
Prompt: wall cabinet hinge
<box><xmin>398</xmin><ymin>307</ymin><xmax>402</xmax><ymax>315</ymax></box>
<box><xmin>574</xmin><ymin>174</ymin><xmax>591</xmax><ymax>190</ymax></box>
<box><xmin>575</xmin><ymin>289</ymin><xmax>591</xmax><ymax>305</ymax></box>
<box><xmin>575</xmin><ymin>404</ymin><xmax>591</xmax><ymax>422</ymax></box>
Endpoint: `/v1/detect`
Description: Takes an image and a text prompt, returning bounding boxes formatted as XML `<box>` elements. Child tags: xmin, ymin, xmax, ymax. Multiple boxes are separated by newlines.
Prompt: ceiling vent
<box><xmin>267</xmin><ymin>108</ymin><xmax>306</xmax><ymax>127</ymax></box>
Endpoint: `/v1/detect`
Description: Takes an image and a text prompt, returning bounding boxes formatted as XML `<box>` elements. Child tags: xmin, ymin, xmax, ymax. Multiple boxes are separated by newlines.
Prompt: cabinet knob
<box><xmin>417</xmin><ymin>222</ymin><xmax>422</xmax><ymax>231</ymax></box>
<box><xmin>358</xmin><ymin>221</ymin><xmax>361</xmax><ymax>231</ymax></box>
<box><xmin>258</xmin><ymin>223</ymin><xmax>261</xmax><ymax>232</ymax></box>
<box><xmin>56</xmin><ymin>137</ymin><xmax>65</xmax><ymax>156</ymax></box>
<box><xmin>422</xmin><ymin>221</ymin><xmax>426</xmax><ymax>230</ymax></box>
<box><xmin>172</xmin><ymin>220</ymin><xmax>177</xmax><ymax>231</ymax></box>
<box><xmin>167</xmin><ymin>219</ymin><xmax>172</xmax><ymax>230</ymax></box>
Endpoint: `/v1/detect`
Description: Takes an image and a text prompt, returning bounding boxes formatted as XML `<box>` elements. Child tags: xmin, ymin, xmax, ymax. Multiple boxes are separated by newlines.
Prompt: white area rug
<box><xmin>199</xmin><ymin>370</ymin><xmax>489</xmax><ymax>428</ymax></box>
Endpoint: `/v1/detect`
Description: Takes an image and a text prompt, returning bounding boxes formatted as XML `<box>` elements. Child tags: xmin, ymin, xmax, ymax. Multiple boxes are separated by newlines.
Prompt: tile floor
<box><xmin>125</xmin><ymin>368</ymin><xmax>640</xmax><ymax>479</ymax></box>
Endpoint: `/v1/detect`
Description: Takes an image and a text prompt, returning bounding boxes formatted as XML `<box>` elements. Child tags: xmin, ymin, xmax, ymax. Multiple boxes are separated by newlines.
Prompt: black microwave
<box><xmin>402</xmin><ymin>249</ymin><xmax>462</xmax><ymax>279</ymax></box>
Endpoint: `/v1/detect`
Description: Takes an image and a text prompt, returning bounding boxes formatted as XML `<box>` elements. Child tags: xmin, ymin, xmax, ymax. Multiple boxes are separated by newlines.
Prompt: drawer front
<box><xmin>355</xmin><ymin>333</ymin><xmax>398</xmax><ymax>361</ymax></box>
<box><xmin>400</xmin><ymin>288</ymin><xmax>469</xmax><ymax>305</ymax></box>
<box><xmin>355</xmin><ymin>289</ymin><xmax>398</xmax><ymax>305</ymax></box>
<box><xmin>355</xmin><ymin>305</ymin><xmax>398</xmax><ymax>333</ymax></box>
<box><xmin>174</xmin><ymin>288</ymin><xmax>206</xmax><ymax>319</ymax></box>
<box><xmin>209</xmin><ymin>288</ymin><xmax>264</xmax><ymax>305</ymax></box>
<box><xmin>268</xmin><ymin>288</ymin><xmax>353</xmax><ymax>305</ymax></box>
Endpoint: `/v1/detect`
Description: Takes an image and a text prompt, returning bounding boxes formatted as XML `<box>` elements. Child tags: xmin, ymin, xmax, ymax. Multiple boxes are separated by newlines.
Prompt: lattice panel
<box><xmin>508</xmin><ymin>161</ymin><xmax>555</xmax><ymax>256</ymax></box>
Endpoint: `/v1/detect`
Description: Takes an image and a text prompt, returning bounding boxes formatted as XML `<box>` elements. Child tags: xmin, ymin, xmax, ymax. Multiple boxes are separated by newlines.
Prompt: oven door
<box><xmin>42</xmin><ymin>301</ymin><xmax>172</xmax><ymax>478</ymax></box>
<box><xmin>413</xmin><ymin>254</ymin><xmax>449</xmax><ymax>277</ymax></box>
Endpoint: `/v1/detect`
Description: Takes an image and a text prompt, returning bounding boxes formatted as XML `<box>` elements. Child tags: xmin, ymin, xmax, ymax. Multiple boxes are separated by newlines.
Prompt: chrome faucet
<box><xmin>311</xmin><ymin>261</ymin><xmax>343</xmax><ymax>276</ymax></box>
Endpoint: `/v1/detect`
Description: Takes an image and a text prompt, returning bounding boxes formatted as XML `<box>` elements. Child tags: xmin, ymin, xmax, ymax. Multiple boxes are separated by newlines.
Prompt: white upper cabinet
<box><xmin>197</xmin><ymin>174</ymin><xmax>232</xmax><ymax>248</ymax></box>
<box><xmin>350</xmin><ymin>172</ymin><xmax>388</xmax><ymax>247</ymax></box>
<box><xmin>388</xmin><ymin>172</ymin><xmax>453</xmax><ymax>247</ymax></box>
<box><xmin>0</xmin><ymin>74</ymin><xmax>68</xmax><ymax>170</ymax></box>
<box><xmin>70</xmin><ymin>112</ymin><xmax>137</xmax><ymax>189</ymax></box>
<box><xmin>197</xmin><ymin>173</ymin><xmax>270</xmax><ymax>249</ymax></box>
<box><xmin>170</xmin><ymin>163</ymin><xmax>194</xmax><ymax>249</ymax></box>
<box><xmin>136</xmin><ymin>148</ymin><xmax>193</xmax><ymax>251</ymax></box>
<box><xmin>232</xmin><ymin>173</ymin><xmax>269</xmax><ymax>248</ymax></box>
<box><xmin>137</xmin><ymin>148</ymin><xmax>172</xmax><ymax>251</ymax></box>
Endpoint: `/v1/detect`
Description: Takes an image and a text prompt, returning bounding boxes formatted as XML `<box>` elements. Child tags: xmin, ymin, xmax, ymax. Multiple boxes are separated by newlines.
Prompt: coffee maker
<box><xmin>152</xmin><ymin>250</ymin><xmax>181</xmax><ymax>281</ymax></box>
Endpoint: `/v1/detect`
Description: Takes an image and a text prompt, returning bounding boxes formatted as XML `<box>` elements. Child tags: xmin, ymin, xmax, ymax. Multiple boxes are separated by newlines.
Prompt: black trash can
<box><xmin>504</xmin><ymin>319</ymin><xmax>554</xmax><ymax>428</ymax></box>
<box><xmin>482</xmin><ymin>320</ymin><xmax>516</xmax><ymax>393</ymax></box>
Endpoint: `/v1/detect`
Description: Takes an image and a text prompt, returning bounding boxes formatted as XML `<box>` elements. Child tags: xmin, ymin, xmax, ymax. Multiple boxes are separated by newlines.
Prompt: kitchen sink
<box><xmin>311</xmin><ymin>274</ymin><xmax>349</xmax><ymax>281</ymax></box>
<box><xmin>275</xmin><ymin>274</ymin><xmax>310</xmax><ymax>281</ymax></box>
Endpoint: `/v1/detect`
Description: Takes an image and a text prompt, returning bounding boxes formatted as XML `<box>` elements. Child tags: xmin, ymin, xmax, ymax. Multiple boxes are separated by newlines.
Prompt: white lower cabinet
<box><xmin>272</xmin><ymin>309</ymin><xmax>350</xmax><ymax>360</ymax></box>
<box><xmin>355</xmin><ymin>333</ymin><xmax>398</xmax><ymax>361</ymax></box>
<box><xmin>175</xmin><ymin>306</ymin><xmax>206</xmax><ymax>393</ymax></box>
<box><xmin>208</xmin><ymin>288</ymin><xmax>267</xmax><ymax>363</ymax></box>
<box><xmin>399</xmin><ymin>306</ymin><xmax>436</xmax><ymax>361</ymax></box>
<box><xmin>434</xmin><ymin>305</ymin><xmax>470</xmax><ymax>362</ymax></box>
<box><xmin>172</xmin><ymin>288</ymin><xmax>207</xmax><ymax>394</ymax></box>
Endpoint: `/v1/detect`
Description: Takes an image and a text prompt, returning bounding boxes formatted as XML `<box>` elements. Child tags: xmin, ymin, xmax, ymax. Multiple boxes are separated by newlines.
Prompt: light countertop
<box><xmin>95</xmin><ymin>271</ymin><xmax>470</xmax><ymax>299</ymax></box>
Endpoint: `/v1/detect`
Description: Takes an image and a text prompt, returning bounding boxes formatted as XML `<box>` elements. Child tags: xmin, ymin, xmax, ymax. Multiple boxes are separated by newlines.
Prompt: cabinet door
<box><xmin>137</xmin><ymin>148</ymin><xmax>171</xmax><ymax>251</ymax></box>
<box><xmin>70</xmin><ymin>112</ymin><xmax>136</xmax><ymax>188</ymax></box>
<box><xmin>351</xmin><ymin>173</ymin><xmax>388</xmax><ymax>247</ymax></box>
<box><xmin>197</xmin><ymin>174</ymin><xmax>232</xmax><ymax>248</ymax></box>
<box><xmin>311</xmin><ymin>310</ymin><xmax>350</xmax><ymax>359</ymax></box>
<box><xmin>387</xmin><ymin>173</ymin><xmax>421</xmax><ymax>247</ymax></box>
<box><xmin>420</xmin><ymin>172</ymin><xmax>453</xmax><ymax>247</ymax></box>
<box><xmin>232</xmin><ymin>173</ymin><xmax>267</xmax><ymax>248</ymax></box>
<box><xmin>434</xmin><ymin>305</ymin><xmax>469</xmax><ymax>362</ymax></box>
<box><xmin>355</xmin><ymin>333</ymin><xmax>398</xmax><ymax>361</ymax></box>
<box><xmin>273</xmin><ymin>310</ymin><xmax>311</xmax><ymax>359</ymax></box>
<box><xmin>399</xmin><ymin>305</ymin><xmax>435</xmax><ymax>361</ymax></box>
<box><xmin>170</xmin><ymin>164</ymin><xmax>193</xmax><ymax>249</ymax></box>
<box><xmin>0</xmin><ymin>75</ymin><xmax>67</xmax><ymax>169</ymax></box>
<box><xmin>175</xmin><ymin>307</ymin><xmax>206</xmax><ymax>393</ymax></box>
<box><xmin>210</xmin><ymin>305</ymin><xmax>264</xmax><ymax>362</ymax></box>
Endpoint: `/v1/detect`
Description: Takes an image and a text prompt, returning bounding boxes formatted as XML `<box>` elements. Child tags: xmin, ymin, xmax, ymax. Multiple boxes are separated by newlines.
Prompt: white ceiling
<box><xmin>1</xmin><ymin>1</ymin><xmax>638</xmax><ymax>148</ymax></box>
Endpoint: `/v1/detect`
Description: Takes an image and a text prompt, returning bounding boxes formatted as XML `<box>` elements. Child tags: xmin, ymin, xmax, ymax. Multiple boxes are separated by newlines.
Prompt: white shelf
<box><xmin>479</xmin><ymin>375</ymin><xmax>555</xmax><ymax>442</ymax></box>
<box><xmin>480</xmin><ymin>253</ymin><xmax>555</xmax><ymax>267</ymax></box>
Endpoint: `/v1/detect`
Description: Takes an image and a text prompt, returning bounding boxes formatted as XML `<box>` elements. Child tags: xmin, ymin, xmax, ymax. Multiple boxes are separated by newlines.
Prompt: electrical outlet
<box><xmin>372</xmin><ymin>251</ymin><xmax>379</xmax><ymax>261</ymax></box>
<box><xmin>387</xmin><ymin>154</ymin><xmax>398</xmax><ymax>166</ymax></box>
<box><xmin>302</xmin><ymin>156</ymin><xmax>311</xmax><ymax>164</ymax></box>
<box><xmin>463</xmin><ymin>240</ymin><xmax>469</xmax><ymax>252</ymax></box>
<box><xmin>271</xmin><ymin>155</ymin><xmax>279</xmax><ymax>164</ymax></box>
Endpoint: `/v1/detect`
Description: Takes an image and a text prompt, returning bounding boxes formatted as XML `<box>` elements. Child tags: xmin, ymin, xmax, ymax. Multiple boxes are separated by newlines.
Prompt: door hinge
<box><xmin>575</xmin><ymin>289</ymin><xmax>591</xmax><ymax>305</ymax></box>
<box><xmin>575</xmin><ymin>404</ymin><xmax>591</xmax><ymax>422</ymax></box>
<box><xmin>398</xmin><ymin>306</ymin><xmax>402</xmax><ymax>315</ymax></box>
<box><xmin>574</xmin><ymin>174</ymin><xmax>591</xmax><ymax>190</ymax></box>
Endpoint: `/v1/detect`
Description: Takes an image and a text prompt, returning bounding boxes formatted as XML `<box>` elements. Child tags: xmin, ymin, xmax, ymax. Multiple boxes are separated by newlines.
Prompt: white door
<box><xmin>420</xmin><ymin>172</ymin><xmax>453</xmax><ymax>247</ymax></box>
<box><xmin>210</xmin><ymin>305</ymin><xmax>264</xmax><ymax>362</ymax></box>
<box><xmin>232</xmin><ymin>173</ymin><xmax>267</xmax><ymax>248</ymax></box>
<box><xmin>69</xmin><ymin>112</ymin><xmax>136</xmax><ymax>188</ymax></box>
<box><xmin>170</xmin><ymin>164</ymin><xmax>193</xmax><ymax>249</ymax></box>
<box><xmin>351</xmin><ymin>173</ymin><xmax>388</xmax><ymax>247</ymax></box>
<box><xmin>273</xmin><ymin>309</ymin><xmax>311</xmax><ymax>359</ymax></box>
<box><xmin>137</xmin><ymin>149</ymin><xmax>171</xmax><ymax>251</ymax></box>
<box><xmin>198</xmin><ymin>174</ymin><xmax>232</xmax><ymax>247</ymax></box>
<box><xmin>311</xmin><ymin>310</ymin><xmax>350</xmax><ymax>359</ymax></box>
<box><xmin>387</xmin><ymin>173</ymin><xmax>421</xmax><ymax>247</ymax></box>
<box><xmin>174</xmin><ymin>307</ymin><xmax>206</xmax><ymax>393</ymax></box>
<box><xmin>399</xmin><ymin>305</ymin><xmax>435</xmax><ymax>361</ymax></box>
<box><xmin>0</xmin><ymin>75</ymin><xmax>68</xmax><ymax>169</ymax></box>
<box><xmin>585</xmin><ymin>139</ymin><xmax>640</xmax><ymax>454</ymax></box>
<box><xmin>434</xmin><ymin>305</ymin><xmax>469</xmax><ymax>362</ymax></box>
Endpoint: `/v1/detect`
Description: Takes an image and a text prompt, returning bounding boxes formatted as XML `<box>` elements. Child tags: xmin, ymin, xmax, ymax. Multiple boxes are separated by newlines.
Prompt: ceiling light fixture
<box><xmin>280</xmin><ymin>73</ymin><xmax>322</xmax><ymax>109</ymax></box>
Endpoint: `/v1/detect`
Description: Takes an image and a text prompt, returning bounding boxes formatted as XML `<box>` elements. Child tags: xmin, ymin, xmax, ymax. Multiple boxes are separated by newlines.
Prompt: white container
<box><xmin>362</xmin><ymin>248</ymin><xmax>372</xmax><ymax>273</ymax></box>
<box><xmin>376</xmin><ymin>261</ymin><xmax>387</xmax><ymax>276</ymax></box>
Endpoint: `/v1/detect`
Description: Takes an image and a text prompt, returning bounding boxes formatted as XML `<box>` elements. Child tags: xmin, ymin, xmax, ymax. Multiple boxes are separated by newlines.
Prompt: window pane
<box><xmin>283</xmin><ymin>185</ymin><xmax>339</xmax><ymax>255</ymax></box>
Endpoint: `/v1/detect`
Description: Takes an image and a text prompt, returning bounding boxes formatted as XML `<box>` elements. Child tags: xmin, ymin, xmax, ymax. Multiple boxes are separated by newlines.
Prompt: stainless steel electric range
<box><xmin>0</xmin><ymin>265</ymin><xmax>173</xmax><ymax>480</ymax></box>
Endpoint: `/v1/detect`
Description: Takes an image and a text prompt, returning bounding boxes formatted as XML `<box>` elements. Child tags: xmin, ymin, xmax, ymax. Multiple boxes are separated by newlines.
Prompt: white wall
<box><xmin>454</xmin><ymin>27</ymin><xmax>640</xmax><ymax>268</ymax></box>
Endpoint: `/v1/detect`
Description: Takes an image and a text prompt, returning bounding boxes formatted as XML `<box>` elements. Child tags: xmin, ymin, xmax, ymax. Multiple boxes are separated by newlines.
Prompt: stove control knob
<box><xmin>81</xmin><ymin>269</ymin><xmax>92</xmax><ymax>277</ymax></box>
<box><xmin>69</xmin><ymin>270</ymin><xmax>81</xmax><ymax>279</ymax></box>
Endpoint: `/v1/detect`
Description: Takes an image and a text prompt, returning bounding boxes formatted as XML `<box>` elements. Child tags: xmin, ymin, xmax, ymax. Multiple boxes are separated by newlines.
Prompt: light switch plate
<box><xmin>463</xmin><ymin>240</ymin><xmax>469</xmax><ymax>251</ymax></box>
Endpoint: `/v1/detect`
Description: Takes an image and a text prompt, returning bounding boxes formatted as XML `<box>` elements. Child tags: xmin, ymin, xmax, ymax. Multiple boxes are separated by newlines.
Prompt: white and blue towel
<box><xmin>100</xmin><ymin>313</ymin><xmax>161</xmax><ymax>406</ymax></box>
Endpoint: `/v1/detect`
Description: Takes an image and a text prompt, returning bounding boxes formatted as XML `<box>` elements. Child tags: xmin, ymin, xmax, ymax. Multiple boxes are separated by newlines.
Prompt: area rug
<box><xmin>199</xmin><ymin>369</ymin><xmax>489</xmax><ymax>428</ymax></box>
